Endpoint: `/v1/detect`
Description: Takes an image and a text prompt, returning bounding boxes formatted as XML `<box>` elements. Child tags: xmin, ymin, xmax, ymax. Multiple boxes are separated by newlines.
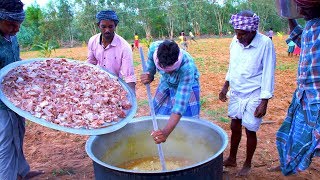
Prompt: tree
<box><xmin>18</xmin><ymin>3</ymin><xmax>44</xmax><ymax>47</ymax></box>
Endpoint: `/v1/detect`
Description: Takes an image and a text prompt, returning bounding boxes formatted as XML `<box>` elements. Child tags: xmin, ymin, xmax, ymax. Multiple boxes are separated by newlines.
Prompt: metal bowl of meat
<box><xmin>0</xmin><ymin>58</ymin><xmax>137</xmax><ymax>135</ymax></box>
<box><xmin>275</xmin><ymin>0</ymin><xmax>303</xmax><ymax>19</ymax></box>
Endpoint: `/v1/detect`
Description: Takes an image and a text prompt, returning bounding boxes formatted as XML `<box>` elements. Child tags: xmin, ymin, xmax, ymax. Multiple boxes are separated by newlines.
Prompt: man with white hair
<box><xmin>219</xmin><ymin>10</ymin><xmax>276</xmax><ymax>176</ymax></box>
<box><xmin>0</xmin><ymin>0</ymin><xmax>44</xmax><ymax>179</ymax></box>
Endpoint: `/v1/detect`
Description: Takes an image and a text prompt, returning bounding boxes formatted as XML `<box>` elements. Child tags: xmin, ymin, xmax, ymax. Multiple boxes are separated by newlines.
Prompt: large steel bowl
<box><xmin>275</xmin><ymin>0</ymin><xmax>303</xmax><ymax>19</ymax></box>
<box><xmin>86</xmin><ymin>116</ymin><xmax>228</xmax><ymax>180</ymax></box>
<box><xmin>0</xmin><ymin>58</ymin><xmax>137</xmax><ymax>135</ymax></box>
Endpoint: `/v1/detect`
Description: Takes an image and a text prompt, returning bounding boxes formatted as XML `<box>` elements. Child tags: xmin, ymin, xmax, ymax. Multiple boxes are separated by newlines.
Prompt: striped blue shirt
<box><xmin>289</xmin><ymin>18</ymin><xmax>320</xmax><ymax>109</ymax></box>
<box><xmin>0</xmin><ymin>35</ymin><xmax>21</xmax><ymax>110</ymax></box>
<box><xmin>146</xmin><ymin>41</ymin><xmax>200</xmax><ymax>115</ymax></box>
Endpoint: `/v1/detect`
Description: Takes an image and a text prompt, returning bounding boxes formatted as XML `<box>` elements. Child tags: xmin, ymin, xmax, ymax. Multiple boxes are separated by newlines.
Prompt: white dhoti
<box><xmin>227</xmin><ymin>89</ymin><xmax>262</xmax><ymax>132</ymax></box>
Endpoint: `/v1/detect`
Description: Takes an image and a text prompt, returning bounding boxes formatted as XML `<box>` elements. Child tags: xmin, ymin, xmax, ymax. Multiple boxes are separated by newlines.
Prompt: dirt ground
<box><xmin>19</xmin><ymin>36</ymin><xmax>320</xmax><ymax>180</ymax></box>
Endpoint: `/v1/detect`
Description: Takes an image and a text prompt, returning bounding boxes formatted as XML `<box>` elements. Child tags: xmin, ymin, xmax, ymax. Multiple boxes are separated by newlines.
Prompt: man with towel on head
<box><xmin>87</xmin><ymin>10</ymin><xmax>136</xmax><ymax>94</ymax></box>
<box><xmin>219</xmin><ymin>10</ymin><xmax>276</xmax><ymax>176</ymax></box>
<box><xmin>0</xmin><ymin>0</ymin><xmax>44</xmax><ymax>179</ymax></box>
<box><xmin>140</xmin><ymin>40</ymin><xmax>200</xmax><ymax>144</ymax></box>
<box><xmin>273</xmin><ymin>0</ymin><xmax>320</xmax><ymax>176</ymax></box>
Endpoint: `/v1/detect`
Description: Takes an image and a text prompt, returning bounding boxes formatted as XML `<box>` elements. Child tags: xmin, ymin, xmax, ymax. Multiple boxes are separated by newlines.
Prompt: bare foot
<box><xmin>223</xmin><ymin>157</ymin><xmax>237</xmax><ymax>167</ymax></box>
<box><xmin>268</xmin><ymin>165</ymin><xmax>281</xmax><ymax>172</ymax></box>
<box><xmin>236</xmin><ymin>164</ymin><xmax>251</xmax><ymax>177</ymax></box>
<box><xmin>23</xmin><ymin>170</ymin><xmax>45</xmax><ymax>180</ymax></box>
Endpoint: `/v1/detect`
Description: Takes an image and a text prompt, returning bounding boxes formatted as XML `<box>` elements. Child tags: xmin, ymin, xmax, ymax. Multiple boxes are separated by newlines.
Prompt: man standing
<box><xmin>0</xmin><ymin>0</ymin><xmax>44</xmax><ymax>179</ymax></box>
<box><xmin>87</xmin><ymin>10</ymin><xmax>136</xmax><ymax>93</ymax></box>
<box><xmin>275</xmin><ymin>0</ymin><xmax>320</xmax><ymax>176</ymax></box>
<box><xmin>219</xmin><ymin>10</ymin><xmax>276</xmax><ymax>176</ymax></box>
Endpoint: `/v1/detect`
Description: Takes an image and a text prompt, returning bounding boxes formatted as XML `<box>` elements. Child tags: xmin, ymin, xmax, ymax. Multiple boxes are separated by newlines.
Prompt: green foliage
<box><xmin>32</xmin><ymin>41</ymin><xmax>57</xmax><ymax>57</ymax></box>
<box><xmin>141</xmin><ymin>38</ymin><xmax>153</xmax><ymax>48</ymax></box>
<box><xmin>19</xmin><ymin>0</ymin><xmax>290</xmax><ymax>48</ymax></box>
<box><xmin>276</xmin><ymin>31</ymin><xmax>285</xmax><ymax>38</ymax></box>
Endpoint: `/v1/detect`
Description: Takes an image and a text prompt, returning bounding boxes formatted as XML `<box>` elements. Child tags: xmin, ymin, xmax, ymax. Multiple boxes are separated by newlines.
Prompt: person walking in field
<box><xmin>0</xmin><ymin>0</ymin><xmax>45</xmax><ymax>179</ymax></box>
<box><xmin>87</xmin><ymin>10</ymin><xmax>136</xmax><ymax>93</ymax></box>
<box><xmin>134</xmin><ymin>33</ymin><xmax>139</xmax><ymax>49</ymax></box>
<box><xmin>287</xmin><ymin>40</ymin><xmax>296</xmax><ymax>57</ymax></box>
<box><xmin>268</xmin><ymin>28</ymin><xmax>274</xmax><ymax>40</ymax></box>
<box><xmin>293</xmin><ymin>45</ymin><xmax>301</xmax><ymax>56</ymax></box>
<box><xmin>273</xmin><ymin>0</ymin><xmax>320</xmax><ymax>176</ymax></box>
<box><xmin>140</xmin><ymin>40</ymin><xmax>200</xmax><ymax>144</ymax></box>
<box><xmin>189</xmin><ymin>30</ymin><xmax>197</xmax><ymax>43</ymax></box>
<box><xmin>178</xmin><ymin>31</ymin><xmax>188</xmax><ymax>51</ymax></box>
<box><xmin>219</xmin><ymin>10</ymin><xmax>276</xmax><ymax>176</ymax></box>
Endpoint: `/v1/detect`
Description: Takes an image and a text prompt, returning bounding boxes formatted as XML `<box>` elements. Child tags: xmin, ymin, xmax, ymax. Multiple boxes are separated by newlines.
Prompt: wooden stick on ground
<box><xmin>261</xmin><ymin>120</ymin><xmax>276</xmax><ymax>124</ymax></box>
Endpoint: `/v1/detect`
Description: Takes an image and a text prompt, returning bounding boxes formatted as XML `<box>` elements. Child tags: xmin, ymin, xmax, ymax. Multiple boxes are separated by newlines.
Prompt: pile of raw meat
<box><xmin>1</xmin><ymin>59</ymin><xmax>132</xmax><ymax>129</ymax></box>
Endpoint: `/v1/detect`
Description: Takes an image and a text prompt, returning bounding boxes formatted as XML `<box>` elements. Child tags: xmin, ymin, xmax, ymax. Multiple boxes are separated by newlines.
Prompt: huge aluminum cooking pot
<box><xmin>86</xmin><ymin>116</ymin><xmax>228</xmax><ymax>180</ymax></box>
<box><xmin>275</xmin><ymin>0</ymin><xmax>303</xmax><ymax>19</ymax></box>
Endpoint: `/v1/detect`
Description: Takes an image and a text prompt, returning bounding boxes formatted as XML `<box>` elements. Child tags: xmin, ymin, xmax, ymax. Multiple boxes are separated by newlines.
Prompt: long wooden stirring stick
<box><xmin>139</xmin><ymin>47</ymin><xmax>167</xmax><ymax>171</ymax></box>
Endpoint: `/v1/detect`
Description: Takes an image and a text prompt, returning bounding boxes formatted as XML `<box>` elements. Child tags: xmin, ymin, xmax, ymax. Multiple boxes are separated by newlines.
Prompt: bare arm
<box><xmin>219</xmin><ymin>81</ymin><xmax>229</xmax><ymax>102</ymax></box>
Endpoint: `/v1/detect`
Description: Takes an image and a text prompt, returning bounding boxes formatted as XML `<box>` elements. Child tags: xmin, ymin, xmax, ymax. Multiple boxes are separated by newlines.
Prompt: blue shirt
<box><xmin>289</xmin><ymin>18</ymin><xmax>320</xmax><ymax>108</ymax></box>
<box><xmin>0</xmin><ymin>35</ymin><xmax>21</xmax><ymax>110</ymax></box>
<box><xmin>147</xmin><ymin>41</ymin><xmax>200</xmax><ymax>115</ymax></box>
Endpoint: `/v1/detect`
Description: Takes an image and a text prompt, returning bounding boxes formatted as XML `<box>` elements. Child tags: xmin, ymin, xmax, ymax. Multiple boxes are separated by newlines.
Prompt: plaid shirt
<box><xmin>289</xmin><ymin>18</ymin><xmax>320</xmax><ymax>109</ymax></box>
<box><xmin>146</xmin><ymin>41</ymin><xmax>200</xmax><ymax>115</ymax></box>
<box><xmin>0</xmin><ymin>35</ymin><xmax>20</xmax><ymax>110</ymax></box>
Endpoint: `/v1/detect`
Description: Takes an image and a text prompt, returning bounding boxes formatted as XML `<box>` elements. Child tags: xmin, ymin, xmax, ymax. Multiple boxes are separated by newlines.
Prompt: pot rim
<box><xmin>85</xmin><ymin>115</ymin><xmax>228</xmax><ymax>173</ymax></box>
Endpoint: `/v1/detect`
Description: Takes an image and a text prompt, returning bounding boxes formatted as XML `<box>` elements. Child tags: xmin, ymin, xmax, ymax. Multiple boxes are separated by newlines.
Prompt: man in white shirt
<box><xmin>219</xmin><ymin>10</ymin><xmax>276</xmax><ymax>176</ymax></box>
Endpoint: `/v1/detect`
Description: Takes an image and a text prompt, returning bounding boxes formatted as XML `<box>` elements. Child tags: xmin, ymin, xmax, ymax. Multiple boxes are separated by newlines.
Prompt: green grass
<box><xmin>219</xmin><ymin>117</ymin><xmax>230</xmax><ymax>123</ymax></box>
<box><xmin>200</xmin><ymin>95</ymin><xmax>214</xmax><ymax>109</ymax></box>
<box><xmin>205</xmin><ymin>107</ymin><xmax>229</xmax><ymax>123</ymax></box>
<box><xmin>138</xmin><ymin>99</ymin><xmax>149</xmax><ymax>107</ymax></box>
<box><xmin>52</xmin><ymin>168</ymin><xmax>75</xmax><ymax>176</ymax></box>
<box><xmin>133</xmin><ymin>61</ymin><xmax>141</xmax><ymax>67</ymax></box>
<box><xmin>194</xmin><ymin>57</ymin><xmax>205</xmax><ymax>71</ymax></box>
<box><xmin>276</xmin><ymin>62</ymin><xmax>297</xmax><ymax>71</ymax></box>
<box><xmin>200</xmin><ymin>97</ymin><xmax>208</xmax><ymax>109</ymax></box>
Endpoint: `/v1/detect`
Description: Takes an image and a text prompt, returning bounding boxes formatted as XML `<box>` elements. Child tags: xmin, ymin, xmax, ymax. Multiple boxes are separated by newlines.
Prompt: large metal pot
<box><xmin>86</xmin><ymin>116</ymin><xmax>228</xmax><ymax>180</ymax></box>
<box><xmin>275</xmin><ymin>0</ymin><xmax>303</xmax><ymax>19</ymax></box>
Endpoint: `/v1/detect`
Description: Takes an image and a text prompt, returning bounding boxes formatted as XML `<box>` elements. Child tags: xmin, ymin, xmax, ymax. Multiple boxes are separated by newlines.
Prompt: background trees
<box><xmin>19</xmin><ymin>0</ymin><xmax>290</xmax><ymax>49</ymax></box>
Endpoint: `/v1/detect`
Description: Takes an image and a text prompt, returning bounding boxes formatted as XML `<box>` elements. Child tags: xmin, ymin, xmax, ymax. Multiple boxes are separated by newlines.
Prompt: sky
<box><xmin>21</xmin><ymin>0</ymin><xmax>50</xmax><ymax>8</ymax></box>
